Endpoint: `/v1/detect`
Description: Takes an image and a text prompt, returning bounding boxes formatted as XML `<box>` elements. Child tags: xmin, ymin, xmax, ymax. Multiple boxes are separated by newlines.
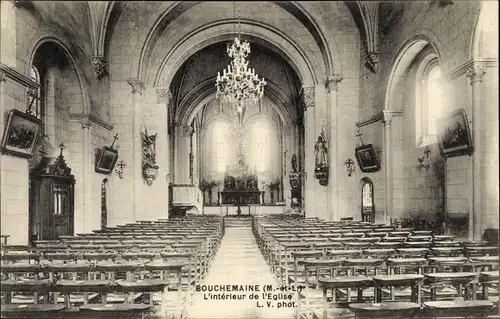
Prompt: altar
<box><xmin>219</xmin><ymin>189</ymin><xmax>264</xmax><ymax>205</ymax></box>
<box><xmin>217</xmin><ymin>159</ymin><xmax>265</xmax><ymax>207</ymax></box>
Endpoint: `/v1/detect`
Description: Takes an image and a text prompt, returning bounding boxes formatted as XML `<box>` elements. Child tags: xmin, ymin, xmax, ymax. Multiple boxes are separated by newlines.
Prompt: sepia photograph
<box><xmin>0</xmin><ymin>1</ymin><xmax>498</xmax><ymax>319</ymax></box>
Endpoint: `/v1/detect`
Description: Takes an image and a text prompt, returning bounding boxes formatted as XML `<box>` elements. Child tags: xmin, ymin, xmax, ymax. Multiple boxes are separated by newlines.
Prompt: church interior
<box><xmin>0</xmin><ymin>1</ymin><xmax>498</xmax><ymax>318</ymax></box>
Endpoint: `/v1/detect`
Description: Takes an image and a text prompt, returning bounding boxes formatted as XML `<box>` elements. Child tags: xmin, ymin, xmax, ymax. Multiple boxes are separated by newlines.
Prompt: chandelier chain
<box><xmin>216</xmin><ymin>5</ymin><xmax>266</xmax><ymax>114</ymax></box>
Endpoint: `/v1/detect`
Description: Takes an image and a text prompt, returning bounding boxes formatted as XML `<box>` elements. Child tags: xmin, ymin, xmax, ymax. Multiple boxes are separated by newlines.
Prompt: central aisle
<box><xmin>186</xmin><ymin>219</ymin><xmax>295</xmax><ymax>319</ymax></box>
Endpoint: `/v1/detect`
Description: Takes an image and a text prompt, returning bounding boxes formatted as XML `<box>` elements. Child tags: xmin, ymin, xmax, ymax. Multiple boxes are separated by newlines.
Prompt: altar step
<box><xmin>204</xmin><ymin>205</ymin><xmax>288</xmax><ymax>216</ymax></box>
<box><xmin>224</xmin><ymin>217</ymin><xmax>253</xmax><ymax>228</ymax></box>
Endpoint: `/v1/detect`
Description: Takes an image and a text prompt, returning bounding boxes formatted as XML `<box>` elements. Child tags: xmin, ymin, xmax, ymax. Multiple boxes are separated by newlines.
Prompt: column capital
<box><xmin>366</xmin><ymin>52</ymin><xmax>379</xmax><ymax>73</ymax></box>
<box><xmin>26</xmin><ymin>87</ymin><xmax>38</xmax><ymax>99</ymax></box>
<box><xmin>466</xmin><ymin>65</ymin><xmax>486</xmax><ymax>85</ymax></box>
<box><xmin>127</xmin><ymin>78</ymin><xmax>145</xmax><ymax>95</ymax></box>
<box><xmin>0</xmin><ymin>71</ymin><xmax>6</xmax><ymax>82</ymax></box>
<box><xmin>92</xmin><ymin>56</ymin><xmax>107</xmax><ymax>79</ymax></box>
<box><xmin>325</xmin><ymin>75</ymin><xmax>343</xmax><ymax>92</ymax></box>
<box><xmin>181</xmin><ymin>124</ymin><xmax>194</xmax><ymax>137</ymax></box>
<box><xmin>79</xmin><ymin>118</ymin><xmax>92</xmax><ymax>129</ymax></box>
<box><xmin>300</xmin><ymin>86</ymin><xmax>315</xmax><ymax>111</ymax></box>
<box><xmin>156</xmin><ymin>87</ymin><xmax>172</xmax><ymax>105</ymax></box>
<box><xmin>382</xmin><ymin>110</ymin><xmax>393</xmax><ymax>126</ymax></box>
<box><xmin>283</xmin><ymin>124</ymin><xmax>293</xmax><ymax>137</ymax></box>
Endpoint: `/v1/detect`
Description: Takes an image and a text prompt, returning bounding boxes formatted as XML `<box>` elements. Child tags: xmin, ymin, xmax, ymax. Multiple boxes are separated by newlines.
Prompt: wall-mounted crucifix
<box><xmin>115</xmin><ymin>160</ymin><xmax>126</xmax><ymax>178</ymax></box>
<box><xmin>110</xmin><ymin>134</ymin><xmax>119</xmax><ymax>149</ymax></box>
<box><xmin>356</xmin><ymin>129</ymin><xmax>364</xmax><ymax>146</ymax></box>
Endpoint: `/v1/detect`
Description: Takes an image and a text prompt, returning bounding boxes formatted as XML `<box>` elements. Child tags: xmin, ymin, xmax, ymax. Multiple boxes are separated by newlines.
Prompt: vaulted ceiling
<box><xmin>17</xmin><ymin>1</ymin><xmax>409</xmax><ymax>123</ymax></box>
<box><xmin>170</xmin><ymin>41</ymin><xmax>302</xmax><ymax>124</ymax></box>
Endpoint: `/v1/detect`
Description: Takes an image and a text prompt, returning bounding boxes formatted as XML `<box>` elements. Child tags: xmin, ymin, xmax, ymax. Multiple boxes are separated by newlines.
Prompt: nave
<box><xmin>1</xmin><ymin>214</ymin><xmax>498</xmax><ymax>319</ymax></box>
<box><xmin>187</xmin><ymin>218</ymin><xmax>294</xmax><ymax>319</ymax></box>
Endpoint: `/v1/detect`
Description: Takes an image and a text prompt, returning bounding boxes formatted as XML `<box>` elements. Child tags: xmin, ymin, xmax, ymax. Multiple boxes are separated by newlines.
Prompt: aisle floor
<box><xmin>186</xmin><ymin>225</ymin><xmax>296</xmax><ymax>319</ymax></box>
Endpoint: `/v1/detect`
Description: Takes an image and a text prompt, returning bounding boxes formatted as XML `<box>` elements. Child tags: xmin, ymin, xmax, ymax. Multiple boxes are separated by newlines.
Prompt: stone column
<box><xmin>79</xmin><ymin>119</ymin><xmax>92</xmax><ymax>231</ymax></box>
<box><xmin>44</xmin><ymin>67</ymin><xmax>56</xmax><ymax>142</ymax></box>
<box><xmin>127</xmin><ymin>78</ymin><xmax>145</xmax><ymax>221</ymax></box>
<box><xmin>302</xmin><ymin>86</ymin><xmax>315</xmax><ymax>217</ymax></box>
<box><xmin>283</xmin><ymin>124</ymin><xmax>293</xmax><ymax>205</ymax></box>
<box><xmin>191</xmin><ymin>129</ymin><xmax>197</xmax><ymax>185</ymax></box>
<box><xmin>326</xmin><ymin>75</ymin><xmax>343</xmax><ymax>221</ymax></box>
<box><xmin>173</xmin><ymin>123</ymin><xmax>179</xmax><ymax>183</ymax></box>
<box><xmin>0</xmin><ymin>1</ymin><xmax>17</xmax><ymax>66</ymax></box>
<box><xmin>382</xmin><ymin>110</ymin><xmax>394</xmax><ymax>225</ymax></box>
<box><xmin>466</xmin><ymin>65</ymin><xmax>486</xmax><ymax>240</ymax></box>
<box><xmin>298</xmin><ymin>122</ymin><xmax>305</xmax><ymax>213</ymax></box>
<box><xmin>176</xmin><ymin>124</ymin><xmax>193</xmax><ymax>184</ymax></box>
<box><xmin>157</xmin><ymin>88</ymin><xmax>171</xmax><ymax>218</ymax></box>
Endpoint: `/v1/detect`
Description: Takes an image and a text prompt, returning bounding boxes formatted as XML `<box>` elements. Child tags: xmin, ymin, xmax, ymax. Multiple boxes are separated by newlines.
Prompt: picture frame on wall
<box><xmin>95</xmin><ymin>146</ymin><xmax>119</xmax><ymax>174</ymax></box>
<box><xmin>436</xmin><ymin>108</ymin><xmax>473</xmax><ymax>158</ymax></box>
<box><xmin>1</xmin><ymin>109</ymin><xmax>42</xmax><ymax>159</ymax></box>
<box><xmin>355</xmin><ymin>144</ymin><xmax>381</xmax><ymax>173</ymax></box>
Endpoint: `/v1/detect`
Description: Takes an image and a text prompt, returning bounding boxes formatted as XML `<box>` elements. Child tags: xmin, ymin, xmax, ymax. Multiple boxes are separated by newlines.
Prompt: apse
<box><xmin>201</xmin><ymin>97</ymin><xmax>282</xmax><ymax>185</ymax></box>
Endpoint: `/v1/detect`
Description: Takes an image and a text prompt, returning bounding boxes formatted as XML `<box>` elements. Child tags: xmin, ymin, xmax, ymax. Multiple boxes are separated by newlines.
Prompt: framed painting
<box><xmin>436</xmin><ymin>108</ymin><xmax>473</xmax><ymax>158</ymax></box>
<box><xmin>95</xmin><ymin>146</ymin><xmax>119</xmax><ymax>174</ymax></box>
<box><xmin>1</xmin><ymin>109</ymin><xmax>42</xmax><ymax>159</ymax></box>
<box><xmin>355</xmin><ymin>144</ymin><xmax>381</xmax><ymax>173</ymax></box>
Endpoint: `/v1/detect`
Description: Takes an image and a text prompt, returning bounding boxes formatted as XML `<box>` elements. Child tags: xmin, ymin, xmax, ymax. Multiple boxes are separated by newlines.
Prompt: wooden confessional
<box><xmin>29</xmin><ymin>150</ymin><xmax>75</xmax><ymax>242</ymax></box>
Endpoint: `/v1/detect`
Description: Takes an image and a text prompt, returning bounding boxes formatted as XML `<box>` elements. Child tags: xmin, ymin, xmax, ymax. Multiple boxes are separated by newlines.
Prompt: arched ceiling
<box><xmin>103</xmin><ymin>1</ymin><xmax>364</xmax><ymax>86</ymax></box>
<box><xmin>171</xmin><ymin>41</ymin><xmax>301</xmax><ymax>124</ymax></box>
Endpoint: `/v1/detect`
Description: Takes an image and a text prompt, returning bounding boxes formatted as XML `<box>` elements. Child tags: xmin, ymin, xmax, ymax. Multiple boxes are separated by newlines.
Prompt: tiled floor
<box><xmin>186</xmin><ymin>221</ymin><xmax>296</xmax><ymax>319</ymax></box>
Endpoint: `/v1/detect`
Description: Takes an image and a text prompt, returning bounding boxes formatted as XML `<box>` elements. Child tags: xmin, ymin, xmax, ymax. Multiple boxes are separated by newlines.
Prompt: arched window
<box><xmin>425</xmin><ymin>64</ymin><xmax>443</xmax><ymax>135</ymax></box>
<box><xmin>416</xmin><ymin>58</ymin><xmax>445</xmax><ymax>146</ymax></box>
<box><xmin>29</xmin><ymin>65</ymin><xmax>43</xmax><ymax>120</ymax></box>
<box><xmin>251</xmin><ymin>120</ymin><xmax>270</xmax><ymax>172</ymax></box>
<box><xmin>213</xmin><ymin>121</ymin><xmax>229</xmax><ymax>173</ymax></box>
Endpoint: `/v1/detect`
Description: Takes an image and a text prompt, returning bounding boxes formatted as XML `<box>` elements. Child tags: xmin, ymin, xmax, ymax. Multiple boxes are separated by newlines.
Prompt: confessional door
<box><xmin>361</xmin><ymin>178</ymin><xmax>375</xmax><ymax>222</ymax></box>
<box><xmin>101</xmin><ymin>179</ymin><xmax>108</xmax><ymax>229</ymax></box>
<box><xmin>29</xmin><ymin>176</ymin><xmax>75</xmax><ymax>242</ymax></box>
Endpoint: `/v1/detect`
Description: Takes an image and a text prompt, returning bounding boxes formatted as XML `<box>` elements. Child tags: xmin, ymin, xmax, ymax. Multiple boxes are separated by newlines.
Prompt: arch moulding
<box><xmin>25</xmin><ymin>32</ymin><xmax>90</xmax><ymax>115</ymax></box>
<box><xmin>184</xmin><ymin>91</ymin><xmax>293</xmax><ymax>129</ymax></box>
<box><xmin>384</xmin><ymin>30</ymin><xmax>444</xmax><ymax>112</ymax></box>
<box><xmin>149</xmin><ymin>20</ymin><xmax>319</xmax><ymax>90</ymax></box>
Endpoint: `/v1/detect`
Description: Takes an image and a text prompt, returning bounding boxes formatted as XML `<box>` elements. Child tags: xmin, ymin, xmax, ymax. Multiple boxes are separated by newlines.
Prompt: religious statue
<box><xmin>314</xmin><ymin>135</ymin><xmax>328</xmax><ymax>168</ymax></box>
<box><xmin>313</xmin><ymin>129</ymin><xmax>329</xmax><ymax>186</ymax></box>
<box><xmin>142</xmin><ymin>128</ymin><xmax>158</xmax><ymax>167</ymax></box>
<box><xmin>141</xmin><ymin>127</ymin><xmax>159</xmax><ymax>185</ymax></box>
<box><xmin>291</xmin><ymin>154</ymin><xmax>298</xmax><ymax>173</ymax></box>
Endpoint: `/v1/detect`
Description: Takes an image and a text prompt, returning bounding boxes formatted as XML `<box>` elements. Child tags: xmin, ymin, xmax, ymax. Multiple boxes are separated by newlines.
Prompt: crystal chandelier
<box><xmin>216</xmin><ymin>36</ymin><xmax>266</xmax><ymax>112</ymax></box>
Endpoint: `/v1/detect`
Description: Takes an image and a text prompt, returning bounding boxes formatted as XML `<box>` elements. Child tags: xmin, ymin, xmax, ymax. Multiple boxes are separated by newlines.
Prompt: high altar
<box><xmin>218</xmin><ymin>159</ymin><xmax>264</xmax><ymax>206</ymax></box>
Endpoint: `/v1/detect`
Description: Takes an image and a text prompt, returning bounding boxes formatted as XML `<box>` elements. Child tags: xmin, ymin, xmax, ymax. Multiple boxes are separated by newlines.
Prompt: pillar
<box><xmin>302</xmin><ymin>86</ymin><xmax>315</xmax><ymax>217</ymax></box>
<box><xmin>176</xmin><ymin>124</ymin><xmax>193</xmax><ymax>184</ymax></box>
<box><xmin>326</xmin><ymin>75</ymin><xmax>343</xmax><ymax>221</ymax></box>
<box><xmin>127</xmin><ymin>78</ymin><xmax>145</xmax><ymax>221</ymax></box>
<box><xmin>283</xmin><ymin>124</ymin><xmax>293</xmax><ymax>206</ymax></box>
<box><xmin>79</xmin><ymin>119</ymin><xmax>92</xmax><ymax>232</ymax></box>
<box><xmin>466</xmin><ymin>65</ymin><xmax>486</xmax><ymax>240</ymax></box>
<box><xmin>156</xmin><ymin>87</ymin><xmax>171</xmax><ymax>218</ymax></box>
<box><xmin>298</xmin><ymin>122</ymin><xmax>305</xmax><ymax>213</ymax></box>
<box><xmin>192</xmin><ymin>127</ymin><xmax>198</xmax><ymax>185</ymax></box>
<box><xmin>382</xmin><ymin>110</ymin><xmax>394</xmax><ymax>225</ymax></box>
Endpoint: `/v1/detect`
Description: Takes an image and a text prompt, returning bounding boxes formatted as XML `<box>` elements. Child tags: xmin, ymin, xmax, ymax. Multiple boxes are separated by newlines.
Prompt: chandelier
<box><xmin>216</xmin><ymin>36</ymin><xmax>266</xmax><ymax>112</ymax></box>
